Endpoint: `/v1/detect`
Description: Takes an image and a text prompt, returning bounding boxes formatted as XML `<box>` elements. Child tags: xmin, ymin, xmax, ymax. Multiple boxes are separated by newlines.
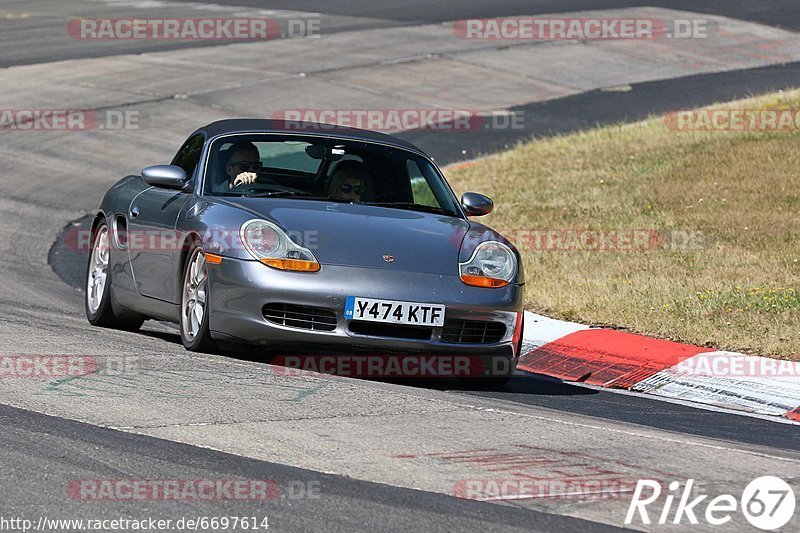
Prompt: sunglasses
<box><xmin>339</xmin><ymin>184</ymin><xmax>363</xmax><ymax>194</ymax></box>
<box><xmin>232</xmin><ymin>161</ymin><xmax>263</xmax><ymax>172</ymax></box>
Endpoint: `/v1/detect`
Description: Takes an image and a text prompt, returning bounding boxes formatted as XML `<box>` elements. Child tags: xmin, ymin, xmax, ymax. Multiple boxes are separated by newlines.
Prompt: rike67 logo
<box><xmin>626</xmin><ymin>477</ymin><xmax>795</xmax><ymax>530</ymax></box>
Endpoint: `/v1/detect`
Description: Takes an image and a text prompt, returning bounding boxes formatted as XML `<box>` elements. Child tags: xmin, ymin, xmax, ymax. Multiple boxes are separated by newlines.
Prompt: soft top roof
<box><xmin>195</xmin><ymin>119</ymin><xmax>423</xmax><ymax>153</ymax></box>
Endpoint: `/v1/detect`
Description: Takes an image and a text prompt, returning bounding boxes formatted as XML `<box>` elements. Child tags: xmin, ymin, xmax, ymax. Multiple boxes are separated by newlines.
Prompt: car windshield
<box><xmin>203</xmin><ymin>134</ymin><xmax>462</xmax><ymax>217</ymax></box>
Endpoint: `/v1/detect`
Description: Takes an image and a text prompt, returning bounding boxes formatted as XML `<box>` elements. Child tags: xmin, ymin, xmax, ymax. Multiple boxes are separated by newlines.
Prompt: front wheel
<box><xmin>180</xmin><ymin>244</ymin><xmax>216</xmax><ymax>352</ymax></box>
<box><xmin>85</xmin><ymin>222</ymin><xmax>144</xmax><ymax>331</ymax></box>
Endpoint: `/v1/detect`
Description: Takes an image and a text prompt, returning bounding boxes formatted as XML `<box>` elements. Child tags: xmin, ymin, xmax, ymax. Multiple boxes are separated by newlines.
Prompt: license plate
<box><xmin>344</xmin><ymin>296</ymin><xmax>446</xmax><ymax>327</ymax></box>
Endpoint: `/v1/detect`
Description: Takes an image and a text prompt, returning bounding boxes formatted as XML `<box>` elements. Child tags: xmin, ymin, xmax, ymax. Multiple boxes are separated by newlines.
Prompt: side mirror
<box><xmin>141</xmin><ymin>165</ymin><xmax>188</xmax><ymax>190</ymax></box>
<box><xmin>461</xmin><ymin>192</ymin><xmax>494</xmax><ymax>216</ymax></box>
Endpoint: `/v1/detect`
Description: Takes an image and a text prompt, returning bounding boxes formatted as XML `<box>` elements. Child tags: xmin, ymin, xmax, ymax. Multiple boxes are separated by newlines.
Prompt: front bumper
<box><xmin>207</xmin><ymin>257</ymin><xmax>523</xmax><ymax>365</ymax></box>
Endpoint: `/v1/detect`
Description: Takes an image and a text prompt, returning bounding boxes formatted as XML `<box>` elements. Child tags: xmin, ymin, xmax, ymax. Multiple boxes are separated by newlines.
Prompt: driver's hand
<box><xmin>229</xmin><ymin>172</ymin><xmax>257</xmax><ymax>189</ymax></box>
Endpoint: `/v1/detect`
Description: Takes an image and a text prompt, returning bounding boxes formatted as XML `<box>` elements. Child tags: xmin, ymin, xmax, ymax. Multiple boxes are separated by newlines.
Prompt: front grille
<box><xmin>263</xmin><ymin>303</ymin><xmax>337</xmax><ymax>331</ymax></box>
<box><xmin>348</xmin><ymin>321</ymin><xmax>432</xmax><ymax>340</ymax></box>
<box><xmin>441</xmin><ymin>320</ymin><xmax>506</xmax><ymax>344</ymax></box>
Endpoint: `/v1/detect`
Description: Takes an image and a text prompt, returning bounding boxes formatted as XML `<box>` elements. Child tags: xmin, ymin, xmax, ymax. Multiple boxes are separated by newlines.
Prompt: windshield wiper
<box><xmin>243</xmin><ymin>191</ymin><xmax>357</xmax><ymax>204</ymax></box>
<box><xmin>362</xmin><ymin>202</ymin><xmax>454</xmax><ymax>216</ymax></box>
<box><xmin>243</xmin><ymin>190</ymin><xmax>317</xmax><ymax>198</ymax></box>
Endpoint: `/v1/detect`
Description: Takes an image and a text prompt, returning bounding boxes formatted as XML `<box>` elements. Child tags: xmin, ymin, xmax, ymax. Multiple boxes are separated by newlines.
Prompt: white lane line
<box><xmin>454</xmin><ymin>403</ymin><xmax>800</xmax><ymax>463</ymax></box>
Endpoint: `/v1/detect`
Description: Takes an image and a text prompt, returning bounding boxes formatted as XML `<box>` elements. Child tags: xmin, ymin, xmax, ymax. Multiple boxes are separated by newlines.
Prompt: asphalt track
<box><xmin>171</xmin><ymin>0</ymin><xmax>800</xmax><ymax>27</ymax></box>
<box><xmin>3</xmin><ymin>0</ymin><xmax>800</xmax><ymax>67</ymax></box>
<box><xmin>3</xmin><ymin>1</ymin><xmax>800</xmax><ymax>531</ymax></box>
<box><xmin>2</xmin><ymin>404</ymin><xmax>614</xmax><ymax>533</ymax></box>
<box><xmin>403</xmin><ymin>61</ymin><xmax>800</xmax><ymax>164</ymax></box>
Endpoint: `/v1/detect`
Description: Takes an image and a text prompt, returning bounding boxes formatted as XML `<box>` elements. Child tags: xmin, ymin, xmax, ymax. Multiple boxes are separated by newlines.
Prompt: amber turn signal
<box><xmin>260</xmin><ymin>258</ymin><xmax>321</xmax><ymax>272</ymax></box>
<box><xmin>460</xmin><ymin>274</ymin><xmax>509</xmax><ymax>288</ymax></box>
<box><xmin>205</xmin><ymin>253</ymin><xmax>223</xmax><ymax>264</ymax></box>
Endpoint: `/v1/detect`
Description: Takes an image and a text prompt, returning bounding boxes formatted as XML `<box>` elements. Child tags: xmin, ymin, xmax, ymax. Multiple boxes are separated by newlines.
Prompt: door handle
<box><xmin>130</xmin><ymin>206</ymin><xmax>140</xmax><ymax>219</ymax></box>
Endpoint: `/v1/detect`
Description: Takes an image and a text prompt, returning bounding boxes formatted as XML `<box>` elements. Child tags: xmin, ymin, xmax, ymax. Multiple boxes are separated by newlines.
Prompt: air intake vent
<box><xmin>263</xmin><ymin>303</ymin><xmax>337</xmax><ymax>331</ymax></box>
<box><xmin>348</xmin><ymin>321</ymin><xmax>432</xmax><ymax>340</ymax></box>
<box><xmin>441</xmin><ymin>320</ymin><xmax>506</xmax><ymax>344</ymax></box>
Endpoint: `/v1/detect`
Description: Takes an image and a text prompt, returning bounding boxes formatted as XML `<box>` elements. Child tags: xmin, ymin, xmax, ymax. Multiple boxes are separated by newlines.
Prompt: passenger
<box><xmin>328</xmin><ymin>160</ymin><xmax>369</xmax><ymax>202</ymax></box>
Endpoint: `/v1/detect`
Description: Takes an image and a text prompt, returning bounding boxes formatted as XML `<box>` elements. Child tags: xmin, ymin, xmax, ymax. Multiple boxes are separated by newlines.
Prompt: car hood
<box><xmin>218</xmin><ymin>198</ymin><xmax>470</xmax><ymax>275</ymax></box>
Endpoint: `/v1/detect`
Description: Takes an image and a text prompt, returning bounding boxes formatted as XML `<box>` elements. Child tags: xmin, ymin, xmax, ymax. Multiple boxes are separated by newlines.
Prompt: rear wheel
<box><xmin>180</xmin><ymin>243</ymin><xmax>216</xmax><ymax>352</ymax></box>
<box><xmin>85</xmin><ymin>222</ymin><xmax>144</xmax><ymax>331</ymax></box>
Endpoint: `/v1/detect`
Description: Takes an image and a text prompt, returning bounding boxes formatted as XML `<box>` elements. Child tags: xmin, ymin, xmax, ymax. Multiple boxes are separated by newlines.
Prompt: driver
<box><xmin>223</xmin><ymin>141</ymin><xmax>262</xmax><ymax>190</ymax></box>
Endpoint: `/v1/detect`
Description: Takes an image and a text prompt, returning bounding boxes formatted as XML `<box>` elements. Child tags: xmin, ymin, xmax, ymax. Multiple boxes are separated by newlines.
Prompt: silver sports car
<box><xmin>85</xmin><ymin>120</ymin><xmax>524</xmax><ymax>383</ymax></box>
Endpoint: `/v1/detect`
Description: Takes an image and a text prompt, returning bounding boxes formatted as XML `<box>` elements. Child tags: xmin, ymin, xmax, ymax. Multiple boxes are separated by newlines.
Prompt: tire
<box><xmin>85</xmin><ymin>221</ymin><xmax>144</xmax><ymax>331</ymax></box>
<box><xmin>180</xmin><ymin>243</ymin><xmax>216</xmax><ymax>352</ymax></box>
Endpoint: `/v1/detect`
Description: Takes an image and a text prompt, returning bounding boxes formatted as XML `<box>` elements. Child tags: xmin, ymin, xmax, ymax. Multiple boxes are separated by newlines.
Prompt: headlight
<box><xmin>240</xmin><ymin>219</ymin><xmax>320</xmax><ymax>272</ymax></box>
<box><xmin>459</xmin><ymin>241</ymin><xmax>517</xmax><ymax>288</ymax></box>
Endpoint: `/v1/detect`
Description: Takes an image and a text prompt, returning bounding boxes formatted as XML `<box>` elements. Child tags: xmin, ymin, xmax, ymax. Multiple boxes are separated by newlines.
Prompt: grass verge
<box><xmin>446</xmin><ymin>90</ymin><xmax>800</xmax><ymax>359</ymax></box>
